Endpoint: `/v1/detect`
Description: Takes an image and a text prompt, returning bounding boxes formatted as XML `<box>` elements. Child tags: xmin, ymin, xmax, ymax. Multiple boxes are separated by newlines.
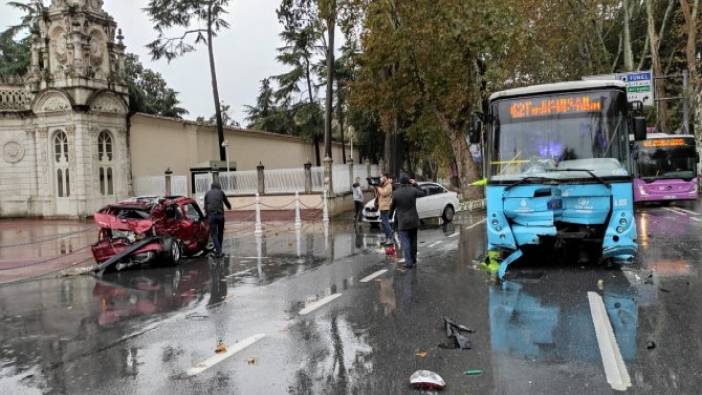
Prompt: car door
<box><xmin>175</xmin><ymin>203</ymin><xmax>206</xmax><ymax>253</ymax></box>
<box><xmin>415</xmin><ymin>185</ymin><xmax>433</xmax><ymax>219</ymax></box>
<box><xmin>423</xmin><ymin>184</ymin><xmax>444</xmax><ymax>218</ymax></box>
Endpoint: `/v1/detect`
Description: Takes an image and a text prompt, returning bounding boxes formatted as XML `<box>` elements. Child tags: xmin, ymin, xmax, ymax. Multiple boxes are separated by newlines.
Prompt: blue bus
<box><xmin>473</xmin><ymin>80</ymin><xmax>647</xmax><ymax>278</ymax></box>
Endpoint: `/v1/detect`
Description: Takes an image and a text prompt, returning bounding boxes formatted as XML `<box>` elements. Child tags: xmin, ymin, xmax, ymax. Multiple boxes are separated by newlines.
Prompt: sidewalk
<box><xmin>0</xmin><ymin>219</ymin><xmax>96</xmax><ymax>285</ymax></box>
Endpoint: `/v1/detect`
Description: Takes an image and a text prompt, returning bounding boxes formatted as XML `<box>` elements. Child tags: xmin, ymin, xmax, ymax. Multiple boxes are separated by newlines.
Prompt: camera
<box><xmin>367</xmin><ymin>176</ymin><xmax>382</xmax><ymax>187</ymax></box>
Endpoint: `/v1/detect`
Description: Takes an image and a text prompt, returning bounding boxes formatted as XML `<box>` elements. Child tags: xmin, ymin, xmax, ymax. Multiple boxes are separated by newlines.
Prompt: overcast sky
<box><xmin>0</xmin><ymin>0</ymin><xmax>292</xmax><ymax>125</ymax></box>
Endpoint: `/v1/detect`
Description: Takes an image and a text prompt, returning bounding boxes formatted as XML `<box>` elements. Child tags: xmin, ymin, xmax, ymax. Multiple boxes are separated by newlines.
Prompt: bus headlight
<box><xmin>619</xmin><ymin>218</ymin><xmax>628</xmax><ymax>226</ymax></box>
<box><xmin>638</xmin><ymin>186</ymin><xmax>647</xmax><ymax>196</ymax></box>
<box><xmin>616</xmin><ymin>226</ymin><xmax>625</xmax><ymax>233</ymax></box>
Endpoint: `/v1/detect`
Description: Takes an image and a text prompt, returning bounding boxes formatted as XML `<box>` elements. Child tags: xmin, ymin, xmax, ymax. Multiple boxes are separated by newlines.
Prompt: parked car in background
<box><xmin>362</xmin><ymin>182</ymin><xmax>459</xmax><ymax>224</ymax></box>
<box><xmin>91</xmin><ymin>196</ymin><xmax>210</xmax><ymax>271</ymax></box>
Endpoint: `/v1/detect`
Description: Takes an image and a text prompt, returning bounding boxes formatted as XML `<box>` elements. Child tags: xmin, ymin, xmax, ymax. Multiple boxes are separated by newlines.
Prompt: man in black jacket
<box><xmin>204</xmin><ymin>181</ymin><xmax>232</xmax><ymax>258</ymax></box>
<box><xmin>391</xmin><ymin>174</ymin><xmax>426</xmax><ymax>269</ymax></box>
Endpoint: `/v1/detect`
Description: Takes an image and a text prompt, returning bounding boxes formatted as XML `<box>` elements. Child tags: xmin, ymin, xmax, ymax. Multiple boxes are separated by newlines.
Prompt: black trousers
<box><xmin>208</xmin><ymin>213</ymin><xmax>225</xmax><ymax>254</ymax></box>
<box><xmin>354</xmin><ymin>201</ymin><xmax>364</xmax><ymax>222</ymax></box>
<box><xmin>399</xmin><ymin>228</ymin><xmax>418</xmax><ymax>266</ymax></box>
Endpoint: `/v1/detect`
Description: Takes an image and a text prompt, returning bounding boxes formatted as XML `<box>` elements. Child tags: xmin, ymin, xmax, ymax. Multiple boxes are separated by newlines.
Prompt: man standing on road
<box><xmin>352</xmin><ymin>177</ymin><xmax>364</xmax><ymax>224</ymax></box>
<box><xmin>204</xmin><ymin>181</ymin><xmax>232</xmax><ymax>258</ymax></box>
<box><xmin>391</xmin><ymin>174</ymin><xmax>426</xmax><ymax>269</ymax></box>
<box><xmin>376</xmin><ymin>175</ymin><xmax>394</xmax><ymax>244</ymax></box>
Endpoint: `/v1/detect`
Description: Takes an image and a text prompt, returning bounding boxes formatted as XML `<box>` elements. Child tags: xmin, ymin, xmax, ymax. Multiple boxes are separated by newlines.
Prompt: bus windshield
<box><xmin>488</xmin><ymin>90</ymin><xmax>631</xmax><ymax>182</ymax></box>
<box><xmin>636</xmin><ymin>138</ymin><xmax>697</xmax><ymax>180</ymax></box>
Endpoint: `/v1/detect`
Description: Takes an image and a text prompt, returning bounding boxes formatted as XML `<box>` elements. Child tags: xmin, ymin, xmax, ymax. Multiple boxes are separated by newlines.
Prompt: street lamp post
<box><xmin>221</xmin><ymin>140</ymin><xmax>230</xmax><ymax>174</ymax></box>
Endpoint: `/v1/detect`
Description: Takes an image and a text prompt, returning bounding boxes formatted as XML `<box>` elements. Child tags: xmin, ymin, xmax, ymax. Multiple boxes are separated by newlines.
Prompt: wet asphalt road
<box><xmin>1</xmin><ymin>204</ymin><xmax>702</xmax><ymax>394</ymax></box>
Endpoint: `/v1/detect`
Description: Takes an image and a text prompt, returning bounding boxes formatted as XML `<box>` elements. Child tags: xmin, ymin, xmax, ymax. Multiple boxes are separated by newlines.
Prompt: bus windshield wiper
<box><xmin>547</xmin><ymin>168</ymin><xmax>610</xmax><ymax>187</ymax></box>
<box><xmin>504</xmin><ymin>176</ymin><xmax>559</xmax><ymax>191</ymax></box>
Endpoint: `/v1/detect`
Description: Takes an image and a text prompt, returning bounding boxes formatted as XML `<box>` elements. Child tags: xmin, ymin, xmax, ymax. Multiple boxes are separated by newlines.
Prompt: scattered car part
<box><xmin>409</xmin><ymin>370</ymin><xmax>446</xmax><ymax>391</ymax></box>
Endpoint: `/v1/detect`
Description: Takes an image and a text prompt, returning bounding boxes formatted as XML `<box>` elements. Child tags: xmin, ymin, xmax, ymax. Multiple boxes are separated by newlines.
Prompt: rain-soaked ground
<box><xmin>1</xmin><ymin>203</ymin><xmax>702</xmax><ymax>394</ymax></box>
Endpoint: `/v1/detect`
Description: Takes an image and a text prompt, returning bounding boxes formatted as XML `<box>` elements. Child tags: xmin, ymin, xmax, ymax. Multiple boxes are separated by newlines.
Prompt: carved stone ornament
<box><xmin>37</xmin><ymin>95</ymin><xmax>71</xmax><ymax>113</ymax></box>
<box><xmin>90</xmin><ymin>94</ymin><xmax>126</xmax><ymax>114</ymax></box>
<box><xmin>3</xmin><ymin>141</ymin><xmax>25</xmax><ymax>163</ymax></box>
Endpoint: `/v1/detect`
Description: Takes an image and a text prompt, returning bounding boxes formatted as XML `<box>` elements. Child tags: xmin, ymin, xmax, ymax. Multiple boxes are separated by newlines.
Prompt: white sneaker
<box><xmin>398</xmin><ymin>258</ymin><xmax>406</xmax><ymax>263</ymax></box>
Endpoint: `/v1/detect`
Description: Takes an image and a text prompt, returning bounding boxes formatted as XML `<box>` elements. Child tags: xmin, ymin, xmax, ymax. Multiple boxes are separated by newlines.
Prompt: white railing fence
<box><xmin>265</xmin><ymin>168</ymin><xmax>305</xmax><ymax>194</ymax></box>
<box><xmin>134</xmin><ymin>175</ymin><xmax>187</xmax><ymax>197</ymax></box>
<box><xmin>311</xmin><ymin>166</ymin><xmax>324</xmax><ymax>192</ymax></box>
<box><xmin>332</xmin><ymin>164</ymin><xmax>351</xmax><ymax>193</ymax></box>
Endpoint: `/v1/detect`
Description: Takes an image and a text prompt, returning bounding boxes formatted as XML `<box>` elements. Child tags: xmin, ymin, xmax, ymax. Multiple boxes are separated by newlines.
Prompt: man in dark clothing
<box><xmin>204</xmin><ymin>181</ymin><xmax>231</xmax><ymax>258</ymax></box>
<box><xmin>390</xmin><ymin>174</ymin><xmax>426</xmax><ymax>269</ymax></box>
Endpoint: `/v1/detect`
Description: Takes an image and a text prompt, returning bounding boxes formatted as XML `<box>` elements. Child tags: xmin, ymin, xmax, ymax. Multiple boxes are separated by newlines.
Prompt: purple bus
<box><xmin>633</xmin><ymin>134</ymin><xmax>699</xmax><ymax>203</ymax></box>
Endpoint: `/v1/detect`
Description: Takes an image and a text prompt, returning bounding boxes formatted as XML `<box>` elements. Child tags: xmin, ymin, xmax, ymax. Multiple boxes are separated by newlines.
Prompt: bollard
<box><xmin>322</xmin><ymin>190</ymin><xmax>330</xmax><ymax>224</ymax></box>
<box><xmin>254</xmin><ymin>193</ymin><xmax>263</xmax><ymax>236</ymax></box>
<box><xmin>294</xmin><ymin>191</ymin><xmax>302</xmax><ymax>230</ymax></box>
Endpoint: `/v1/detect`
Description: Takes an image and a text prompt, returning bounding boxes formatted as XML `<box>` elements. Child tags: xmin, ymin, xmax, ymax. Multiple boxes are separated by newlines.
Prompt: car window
<box><xmin>420</xmin><ymin>186</ymin><xmax>432</xmax><ymax>196</ymax></box>
<box><xmin>183</xmin><ymin>204</ymin><xmax>203</xmax><ymax>221</ymax></box>
<box><xmin>430</xmin><ymin>185</ymin><xmax>445</xmax><ymax>195</ymax></box>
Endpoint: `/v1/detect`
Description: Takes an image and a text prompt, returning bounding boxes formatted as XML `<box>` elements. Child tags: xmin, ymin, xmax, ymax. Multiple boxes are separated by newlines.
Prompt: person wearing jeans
<box><xmin>391</xmin><ymin>174</ymin><xmax>426</xmax><ymax>268</ymax></box>
<box><xmin>376</xmin><ymin>176</ymin><xmax>394</xmax><ymax>243</ymax></box>
<box><xmin>204</xmin><ymin>181</ymin><xmax>232</xmax><ymax>258</ymax></box>
<box><xmin>352</xmin><ymin>177</ymin><xmax>364</xmax><ymax>224</ymax></box>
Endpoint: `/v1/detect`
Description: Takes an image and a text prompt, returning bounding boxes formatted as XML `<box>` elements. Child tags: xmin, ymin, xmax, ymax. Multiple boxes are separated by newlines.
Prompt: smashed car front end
<box><xmin>91</xmin><ymin>208</ymin><xmax>162</xmax><ymax>266</ymax></box>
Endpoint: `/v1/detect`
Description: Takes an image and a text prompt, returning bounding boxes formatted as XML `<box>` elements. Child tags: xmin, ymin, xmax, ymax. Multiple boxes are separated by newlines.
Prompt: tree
<box><xmin>123</xmin><ymin>54</ymin><xmax>188</xmax><ymax>117</ymax></box>
<box><xmin>0</xmin><ymin>1</ymin><xmax>44</xmax><ymax>76</ymax></box>
<box><xmin>646</xmin><ymin>0</ymin><xmax>671</xmax><ymax>132</ymax></box>
<box><xmin>274</xmin><ymin>0</ymin><xmax>324</xmax><ymax>164</ymax></box>
<box><xmin>244</xmin><ymin>78</ymin><xmax>293</xmax><ymax>133</ymax></box>
<box><xmin>319</xmin><ymin>0</ymin><xmax>336</xmax><ymax>160</ymax></box>
<box><xmin>209</xmin><ymin>102</ymin><xmax>240</xmax><ymax>127</ymax></box>
<box><xmin>145</xmin><ymin>0</ymin><xmax>232</xmax><ymax>161</ymax></box>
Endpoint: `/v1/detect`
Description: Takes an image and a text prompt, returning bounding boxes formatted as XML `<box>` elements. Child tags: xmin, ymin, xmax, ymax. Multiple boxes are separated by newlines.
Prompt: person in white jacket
<box><xmin>352</xmin><ymin>177</ymin><xmax>364</xmax><ymax>224</ymax></box>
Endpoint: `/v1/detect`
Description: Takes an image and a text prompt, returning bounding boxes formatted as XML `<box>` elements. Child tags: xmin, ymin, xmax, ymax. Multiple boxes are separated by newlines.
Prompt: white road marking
<box><xmin>663</xmin><ymin>207</ymin><xmax>686</xmax><ymax>216</ymax></box>
<box><xmin>226</xmin><ymin>268</ymin><xmax>255</xmax><ymax>278</ymax></box>
<box><xmin>186</xmin><ymin>334</ymin><xmax>266</xmax><ymax>377</ymax></box>
<box><xmin>427</xmin><ymin>240</ymin><xmax>443</xmax><ymax>248</ymax></box>
<box><xmin>299</xmin><ymin>293</ymin><xmax>343</xmax><ymax>315</ymax></box>
<box><xmin>464</xmin><ymin>218</ymin><xmax>487</xmax><ymax>232</ymax></box>
<box><xmin>360</xmin><ymin>269</ymin><xmax>389</xmax><ymax>283</ymax></box>
<box><xmin>664</xmin><ymin>207</ymin><xmax>701</xmax><ymax>221</ymax></box>
<box><xmin>588</xmin><ymin>292</ymin><xmax>632</xmax><ymax>392</ymax></box>
<box><xmin>671</xmin><ymin>207</ymin><xmax>700</xmax><ymax>216</ymax></box>
<box><xmin>448</xmin><ymin>232</ymin><xmax>460</xmax><ymax>238</ymax></box>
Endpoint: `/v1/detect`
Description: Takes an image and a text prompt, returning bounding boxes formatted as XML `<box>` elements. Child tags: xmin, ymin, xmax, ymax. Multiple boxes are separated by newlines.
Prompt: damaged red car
<box><xmin>91</xmin><ymin>196</ymin><xmax>210</xmax><ymax>272</ymax></box>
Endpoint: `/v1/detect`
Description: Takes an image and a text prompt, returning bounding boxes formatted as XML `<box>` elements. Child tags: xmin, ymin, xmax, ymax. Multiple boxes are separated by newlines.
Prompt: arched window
<box><xmin>97</xmin><ymin>130</ymin><xmax>114</xmax><ymax>195</ymax></box>
<box><xmin>54</xmin><ymin>131</ymin><xmax>68</xmax><ymax>163</ymax></box>
<box><xmin>54</xmin><ymin>131</ymin><xmax>70</xmax><ymax>197</ymax></box>
<box><xmin>98</xmin><ymin>131</ymin><xmax>112</xmax><ymax>161</ymax></box>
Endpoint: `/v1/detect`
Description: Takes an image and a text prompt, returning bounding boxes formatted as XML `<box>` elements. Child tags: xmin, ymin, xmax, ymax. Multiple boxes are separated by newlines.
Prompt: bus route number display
<box><xmin>641</xmin><ymin>138</ymin><xmax>686</xmax><ymax>148</ymax></box>
<box><xmin>509</xmin><ymin>96</ymin><xmax>602</xmax><ymax>119</ymax></box>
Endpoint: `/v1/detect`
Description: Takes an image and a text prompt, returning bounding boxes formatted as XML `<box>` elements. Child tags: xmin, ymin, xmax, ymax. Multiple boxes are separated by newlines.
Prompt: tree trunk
<box><xmin>623</xmin><ymin>0</ymin><xmax>634</xmax><ymax>71</ymax></box>
<box><xmin>646</xmin><ymin>0</ymin><xmax>669</xmax><ymax>132</ymax></box>
<box><xmin>337</xmin><ymin>84</ymin><xmax>346</xmax><ymax>163</ymax></box>
<box><xmin>449</xmin><ymin>127</ymin><xmax>481</xmax><ymax>200</ymax></box>
<box><xmin>313</xmin><ymin>136</ymin><xmax>321</xmax><ymax>166</ymax></box>
<box><xmin>680</xmin><ymin>0</ymin><xmax>699</xmax><ymax>84</ymax></box>
<box><xmin>383</xmin><ymin>130</ymin><xmax>391</xmax><ymax>175</ymax></box>
<box><xmin>324</xmin><ymin>16</ymin><xmax>335</xmax><ymax>160</ymax></box>
<box><xmin>207</xmin><ymin>12</ymin><xmax>226</xmax><ymax>161</ymax></box>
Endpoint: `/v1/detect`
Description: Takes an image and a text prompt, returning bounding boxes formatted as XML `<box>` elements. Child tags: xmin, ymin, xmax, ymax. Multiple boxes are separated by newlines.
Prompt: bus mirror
<box><xmin>629</xmin><ymin>101</ymin><xmax>644</xmax><ymax>114</ymax></box>
<box><xmin>633</xmin><ymin>117</ymin><xmax>646</xmax><ymax>141</ymax></box>
<box><xmin>468</xmin><ymin>118</ymin><xmax>482</xmax><ymax>144</ymax></box>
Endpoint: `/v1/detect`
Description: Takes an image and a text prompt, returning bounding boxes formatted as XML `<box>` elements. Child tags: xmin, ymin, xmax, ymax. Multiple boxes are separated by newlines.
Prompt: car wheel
<box><xmin>163</xmin><ymin>238</ymin><xmax>182</xmax><ymax>265</ymax></box>
<box><xmin>442</xmin><ymin>205</ymin><xmax>455</xmax><ymax>223</ymax></box>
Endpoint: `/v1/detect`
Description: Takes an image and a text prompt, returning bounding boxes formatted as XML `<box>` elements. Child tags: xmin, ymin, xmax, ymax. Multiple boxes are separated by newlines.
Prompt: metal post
<box><xmin>254</xmin><ymin>193</ymin><xmax>263</xmax><ymax>236</ymax></box>
<box><xmin>348</xmin><ymin>162</ymin><xmax>354</xmax><ymax>193</ymax></box>
<box><xmin>294</xmin><ymin>191</ymin><xmax>302</xmax><ymax>230</ymax></box>
<box><xmin>322</xmin><ymin>190</ymin><xmax>330</xmax><ymax>224</ymax></box>
<box><xmin>164</xmin><ymin>168</ymin><xmax>173</xmax><ymax>196</ymax></box>
<box><xmin>304</xmin><ymin>162</ymin><xmax>312</xmax><ymax>194</ymax></box>
<box><xmin>256</xmin><ymin>162</ymin><xmax>265</xmax><ymax>196</ymax></box>
<box><xmin>683</xmin><ymin>70</ymin><xmax>690</xmax><ymax>134</ymax></box>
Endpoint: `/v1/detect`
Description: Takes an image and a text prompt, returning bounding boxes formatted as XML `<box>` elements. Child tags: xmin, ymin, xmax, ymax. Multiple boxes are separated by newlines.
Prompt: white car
<box><xmin>362</xmin><ymin>182</ymin><xmax>460</xmax><ymax>224</ymax></box>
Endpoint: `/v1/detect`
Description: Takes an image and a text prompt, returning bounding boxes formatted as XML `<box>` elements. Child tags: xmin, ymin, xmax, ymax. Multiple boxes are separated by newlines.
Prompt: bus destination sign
<box><xmin>509</xmin><ymin>95</ymin><xmax>602</xmax><ymax>119</ymax></box>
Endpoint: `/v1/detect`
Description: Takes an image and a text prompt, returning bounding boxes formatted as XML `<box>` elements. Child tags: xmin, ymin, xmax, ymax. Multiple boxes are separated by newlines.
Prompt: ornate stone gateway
<box><xmin>0</xmin><ymin>0</ymin><xmax>130</xmax><ymax>217</ymax></box>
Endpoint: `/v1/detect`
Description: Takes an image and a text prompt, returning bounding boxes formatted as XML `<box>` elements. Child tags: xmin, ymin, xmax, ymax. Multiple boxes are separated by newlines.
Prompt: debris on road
<box><xmin>464</xmin><ymin>369</ymin><xmax>484</xmax><ymax>376</ymax></box>
<box><xmin>659</xmin><ymin>287</ymin><xmax>671</xmax><ymax>293</ymax></box>
<box><xmin>646</xmin><ymin>341</ymin><xmax>656</xmax><ymax>350</ymax></box>
<box><xmin>409</xmin><ymin>370</ymin><xmax>446</xmax><ymax>391</ymax></box>
<box><xmin>215</xmin><ymin>340</ymin><xmax>227</xmax><ymax>354</ymax></box>
<box><xmin>597</xmin><ymin>279</ymin><xmax>604</xmax><ymax>290</ymax></box>
<box><xmin>439</xmin><ymin>317</ymin><xmax>474</xmax><ymax>350</ymax></box>
<box><xmin>247</xmin><ymin>357</ymin><xmax>256</xmax><ymax>365</ymax></box>
<box><xmin>415</xmin><ymin>351</ymin><xmax>428</xmax><ymax>358</ymax></box>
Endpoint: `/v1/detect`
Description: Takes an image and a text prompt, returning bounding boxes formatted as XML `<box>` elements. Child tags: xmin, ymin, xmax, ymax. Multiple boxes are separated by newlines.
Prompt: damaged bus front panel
<box><xmin>484</xmin><ymin>80</ymin><xmax>642</xmax><ymax>278</ymax></box>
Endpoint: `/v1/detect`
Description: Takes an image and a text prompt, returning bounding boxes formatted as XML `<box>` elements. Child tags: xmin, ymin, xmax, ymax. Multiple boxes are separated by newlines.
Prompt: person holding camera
<box><xmin>376</xmin><ymin>175</ymin><xmax>394</xmax><ymax>244</ymax></box>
